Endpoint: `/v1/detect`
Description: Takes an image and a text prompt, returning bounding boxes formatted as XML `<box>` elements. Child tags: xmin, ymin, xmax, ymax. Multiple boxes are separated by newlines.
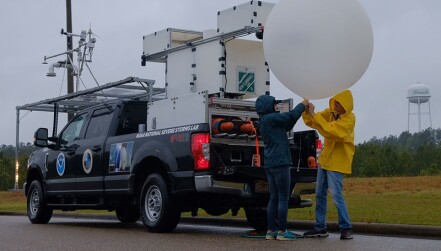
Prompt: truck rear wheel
<box><xmin>116</xmin><ymin>206</ymin><xmax>140</xmax><ymax>223</ymax></box>
<box><xmin>27</xmin><ymin>180</ymin><xmax>53</xmax><ymax>224</ymax></box>
<box><xmin>140</xmin><ymin>174</ymin><xmax>180</xmax><ymax>232</ymax></box>
<box><xmin>244</xmin><ymin>207</ymin><xmax>268</xmax><ymax>231</ymax></box>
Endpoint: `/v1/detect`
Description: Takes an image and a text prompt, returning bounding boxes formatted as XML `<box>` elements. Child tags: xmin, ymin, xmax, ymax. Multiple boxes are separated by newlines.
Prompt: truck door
<box><xmin>73</xmin><ymin>107</ymin><xmax>114</xmax><ymax>195</ymax></box>
<box><xmin>45</xmin><ymin>112</ymin><xmax>88</xmax><ymax>195</ymax></box>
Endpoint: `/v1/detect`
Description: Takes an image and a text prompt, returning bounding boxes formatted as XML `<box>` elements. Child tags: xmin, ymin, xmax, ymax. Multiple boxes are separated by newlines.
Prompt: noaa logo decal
<box><xmin>82</xmin><ymin>149</ymin><xmax>93</xmax><ymax>174</ymax></box>
<box><xmin>56</xmin><ymin>153</ymin><xmax>65</xmax><ymax>176</ymax></box>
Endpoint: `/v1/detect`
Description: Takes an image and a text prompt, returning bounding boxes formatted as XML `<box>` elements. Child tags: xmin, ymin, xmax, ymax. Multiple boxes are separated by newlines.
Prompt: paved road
<box><xmin>1</xmin><ymin>215</ymin><xmax>440</xmax><ymax>251</ymax></box>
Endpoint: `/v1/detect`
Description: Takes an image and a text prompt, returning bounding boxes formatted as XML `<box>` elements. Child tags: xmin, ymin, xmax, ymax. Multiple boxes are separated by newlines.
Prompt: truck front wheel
<box><xmin>140</xmin><ymin>174</ymin><xmax>180</xmax><ymax>232</ymax></box>
<box><xmin>27</xmin><ymin>180</ymin><xmax>53</xmax><ymax>224</ymax></box>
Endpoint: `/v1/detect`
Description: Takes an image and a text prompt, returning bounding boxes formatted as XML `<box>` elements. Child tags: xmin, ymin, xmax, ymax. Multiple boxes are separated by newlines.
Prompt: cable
<box><xmin>58</xmin><ymin>64</ymin><xmax>67</xmax><ymax>97</ymax></box>
<box><xmin>19</xmin><ymin>111</ymin><xmax>32</xmax><ymax>121</ymax></box>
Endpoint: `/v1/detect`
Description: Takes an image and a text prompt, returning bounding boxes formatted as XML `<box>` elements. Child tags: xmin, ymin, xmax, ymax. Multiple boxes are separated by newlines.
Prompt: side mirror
<box><xmin>34</xmin><ymin>128</ymin><xmax>49</xmax><ymax>147</ymax></box>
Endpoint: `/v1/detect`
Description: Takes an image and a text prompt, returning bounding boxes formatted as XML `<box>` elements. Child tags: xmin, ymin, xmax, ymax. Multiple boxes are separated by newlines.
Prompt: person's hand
<box><xmin>302</xmin><ymin>99</ymin><xmax>309</xmax><ymax>107</ymax></box>
<box><xmin>308</xmin><ymin>103</ymin><xmax>316</xmax><ymax>116</ymax></box>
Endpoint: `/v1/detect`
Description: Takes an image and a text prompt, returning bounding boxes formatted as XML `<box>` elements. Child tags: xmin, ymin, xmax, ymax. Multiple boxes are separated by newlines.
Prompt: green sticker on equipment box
<box><xmin>238</xmin><ymin>68</ymin><xmax>255</xmax><ymax>93</ymax></box>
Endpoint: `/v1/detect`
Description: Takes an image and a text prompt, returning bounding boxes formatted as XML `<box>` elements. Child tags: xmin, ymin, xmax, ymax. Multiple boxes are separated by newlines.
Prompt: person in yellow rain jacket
<box><xmin>302</xmin><ymin>89</ymin><xmax>355</xmax><ymax>240</ymax></box>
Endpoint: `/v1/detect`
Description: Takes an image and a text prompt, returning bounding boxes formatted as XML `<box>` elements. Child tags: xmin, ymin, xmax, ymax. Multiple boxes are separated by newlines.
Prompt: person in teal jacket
<box><xmin>255</xmin><ymin>95</ymin><xmax>308</xmax><ymax>240</ymax></box>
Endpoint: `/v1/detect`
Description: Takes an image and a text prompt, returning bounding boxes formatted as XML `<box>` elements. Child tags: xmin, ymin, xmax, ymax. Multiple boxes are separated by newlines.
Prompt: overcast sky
<box><xmin>1</xmin><ymin>0</ymin><xmax>440</xmax><ymax>146</ymax></box>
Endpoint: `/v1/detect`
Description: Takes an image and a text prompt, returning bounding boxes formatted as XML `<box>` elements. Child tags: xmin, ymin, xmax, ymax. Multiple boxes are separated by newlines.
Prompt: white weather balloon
<box><xmin>263</xmin><ymin>0</ymin><xmax>374</xmax><ymax>100</ymax></box>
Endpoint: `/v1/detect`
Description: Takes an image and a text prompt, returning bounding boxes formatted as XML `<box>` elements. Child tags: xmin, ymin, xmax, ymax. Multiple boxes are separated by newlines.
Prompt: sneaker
<box><xmin>276</xmin><ymin>230</ymin><xmax>303</xmax><ymax>240</ymax></box>
<box><xmin>340</xmin><ymin>228</ymin><xmax>353</xmax><ymax>240</ymax></box>
<box><xmin>265</xmin><ymin>230</ymin><xmax>277</xmax><ymax>240</ymax></box>
<box><xmin>303</xmin><ymin>229</ymin><xmax>329</xmax><ymax>238</ymax></box>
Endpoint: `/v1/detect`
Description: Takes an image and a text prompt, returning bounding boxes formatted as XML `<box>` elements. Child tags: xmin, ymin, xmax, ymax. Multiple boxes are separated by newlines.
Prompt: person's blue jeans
<box><xmin>265</xmin><ymin>165</ymin><xmax>291</xmax><ymax>232</ymax></box>
<box><xmin>314</xmin><ymin>166</ymin><xmax>352</xmax><ymax>231</ymax></box>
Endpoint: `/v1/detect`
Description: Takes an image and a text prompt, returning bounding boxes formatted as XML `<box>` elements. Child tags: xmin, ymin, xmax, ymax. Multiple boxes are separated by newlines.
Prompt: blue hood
<box><xmin>255</xmin><ymin>95</ymin><xmax>276</xmax><ymax>116</ymax></box>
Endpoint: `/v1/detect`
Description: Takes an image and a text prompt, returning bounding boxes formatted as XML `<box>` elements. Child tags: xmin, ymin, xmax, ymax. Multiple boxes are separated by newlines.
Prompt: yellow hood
<box><xmin>329</xmin><ymin>89</ymin><xmax>354</xmax><ymax>115</ymax></box>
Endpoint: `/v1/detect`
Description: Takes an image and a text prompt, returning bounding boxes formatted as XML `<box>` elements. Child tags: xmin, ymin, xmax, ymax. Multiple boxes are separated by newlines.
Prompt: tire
<box><xmin>140</xmin><ymin>174</ymin><xmax>181</xmax><ymax>232</ymax></box>
<box><xmin>244</xmin><ymin>207</ymin><xmax>268</xmax><ymax>231</ymax></box>
<box><xmin>27</xmin><ymin>180</ymin><xmax>53</xmax><ymax>224</ymax></box>
<box><xmin>116</xmin><ymin>206</ymin><xmax>140</xmax><ymax>223</ymax></box>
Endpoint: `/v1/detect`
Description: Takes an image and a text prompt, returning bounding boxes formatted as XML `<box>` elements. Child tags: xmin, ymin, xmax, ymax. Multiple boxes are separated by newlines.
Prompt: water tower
<box><xmin>407</xmin><ymin>83</ymin><xmax>432</xmax><ymax>132</ymax></box>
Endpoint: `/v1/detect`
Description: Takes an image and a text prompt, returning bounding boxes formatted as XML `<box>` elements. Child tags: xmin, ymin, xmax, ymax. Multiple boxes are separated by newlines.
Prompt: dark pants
<box><xmin>265</xmin><ymin>165</ymin><xmax>291</xmax><ymax>232</ymax></box>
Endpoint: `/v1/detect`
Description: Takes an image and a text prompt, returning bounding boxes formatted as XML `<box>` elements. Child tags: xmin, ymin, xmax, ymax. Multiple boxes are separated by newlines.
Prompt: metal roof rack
<box><xmin>16</xmin><ymin>76</ymin><xmax>164</xmax><ymax>113</ymax></box>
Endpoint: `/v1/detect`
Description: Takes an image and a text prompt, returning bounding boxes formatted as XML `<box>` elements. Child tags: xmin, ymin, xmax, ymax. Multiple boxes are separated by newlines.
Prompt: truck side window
<box><xmin>60</xmin><ymin>113</ymin><xmax>87</xmax><ymax>145</ymax></box>
<box><xmin>85</xmin><ymin>108</ymin><xmax>113</xmax><ymax>139</ymax></box>
<box><xmin>116</xmin><ymin>102</ymin><xmax>147</xmax><ymax>136</ymax></box>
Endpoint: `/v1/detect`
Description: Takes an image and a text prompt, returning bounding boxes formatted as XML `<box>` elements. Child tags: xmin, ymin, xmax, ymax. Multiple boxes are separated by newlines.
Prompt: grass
<box><xmin>0</xmin><ymin>191</ymin><xmax>26</xmax><ymax>212</ymax></box>
<box><xmin>291</xmin><ymin>176</ymin><xmax>441</xmax><ymax>226</ymax></box>
<box><xmin>2</xmin><ymin>176</ymin><xmax>441</xmax><ymax>226</ymax></box>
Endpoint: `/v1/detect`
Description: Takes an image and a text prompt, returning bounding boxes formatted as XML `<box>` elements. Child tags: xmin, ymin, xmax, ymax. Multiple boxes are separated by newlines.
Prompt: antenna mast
<box><xmin>42</xmin><ymin>18</ymin><xmax>97</xmax><ymax>117</ymax></box>
<box><xmin>66</xmin><ymin>0</ymin><xmax>74</xmax><ymax>121</ymax></box>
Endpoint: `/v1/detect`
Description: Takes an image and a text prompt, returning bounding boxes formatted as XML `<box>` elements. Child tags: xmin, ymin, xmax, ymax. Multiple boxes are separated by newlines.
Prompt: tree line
<box><xmin>1</xmin><ymin>128</ymin><xmax>441</xmax><ymax>190</ymax></box>
<box><xmin>0</xmin><ymin>143</ymin><xmax>37</xmax><ymax>191</ymax></box>
<box><xmin>352</xmin><ymin>128</ymin><xmax>441</xmax><ymax>177</ymax></box>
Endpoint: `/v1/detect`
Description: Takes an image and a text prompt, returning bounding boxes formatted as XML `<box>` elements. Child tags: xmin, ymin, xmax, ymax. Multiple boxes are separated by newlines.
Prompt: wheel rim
<box><xmin>145</xmin><ymin>185</ymin><xmax>162</xmax><ymax>222</ymax></box>
<box><xmin>29</xmin><ymin>188</ymin><xmax>40</xmax><ymax>216</ymax></box>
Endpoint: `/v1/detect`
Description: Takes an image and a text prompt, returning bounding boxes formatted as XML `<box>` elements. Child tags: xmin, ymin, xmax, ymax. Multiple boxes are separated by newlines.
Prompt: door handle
<box><xmin>61</xmin><ymin>146</ymin><xmax>76</xmax><ymax>156</ymax></box>
<box><xmin>62</xmin><ymin>143</ymin><xmax>79</xmax><ymax>156</ymax></box>
<box><xmin>92</xmin><ymin>146</ymin><xmax>102</xmax><ymax>152</ymax></box>
<box><xmin>66</xmin><ymin>149</ymin><xmax>76</xmax><ymax>156</ymax></box>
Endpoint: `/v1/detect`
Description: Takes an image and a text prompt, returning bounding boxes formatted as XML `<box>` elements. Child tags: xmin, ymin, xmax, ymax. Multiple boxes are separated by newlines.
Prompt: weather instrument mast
<box><xmin>42</xmin><ymin>27</ymin><xmax>97</xmax><ymax>93</ymax></box>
